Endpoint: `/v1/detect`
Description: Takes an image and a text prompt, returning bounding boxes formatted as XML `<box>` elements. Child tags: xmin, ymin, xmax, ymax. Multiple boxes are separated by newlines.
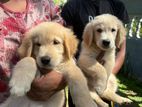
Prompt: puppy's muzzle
<box><xmin>102</xmin><ymin>40</ymin><xmax>110</xmax><ymax>48</ymax></box>
<box><xmin>41</xmin><ymin>56</ymin><xmax>51</xmax><ymax>65</ymax></box>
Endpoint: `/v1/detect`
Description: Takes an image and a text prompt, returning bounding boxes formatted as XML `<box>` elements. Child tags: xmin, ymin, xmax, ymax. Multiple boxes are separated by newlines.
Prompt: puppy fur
<box><xmin>78</xmin><ymin>14</ymin><xmax>132</xmax><ymax>107</ymax></box>
<box><xmin>1</xmin><ymin>22</ymin><xmax>97</xmax><ymax>107</ymax></box>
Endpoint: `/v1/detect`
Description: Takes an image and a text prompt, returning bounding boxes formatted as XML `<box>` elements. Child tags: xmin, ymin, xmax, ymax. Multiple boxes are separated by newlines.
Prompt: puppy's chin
<box><xmin>38</xmin><ymin>66</ymin><xmax>53</xmax><ymax>74</ymax></box>
<box><xmin>98</xmin><ymin>45</ymin><xmax>115</xmax><ymax>51</ymax></box>
<box><xmin>37</xmin><ymin>64</ymin><xmax>55</xmax><ymax>74</ymax></box>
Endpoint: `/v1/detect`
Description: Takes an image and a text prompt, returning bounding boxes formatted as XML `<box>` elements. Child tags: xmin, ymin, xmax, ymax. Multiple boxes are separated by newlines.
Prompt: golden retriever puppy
<box><xmin>78</xmin><ymin>14</ymin><xmax>132</xmax><ymax>107</ymax></box>
<box><xmin>1</xmin><ymin>22</ymin><xmax>97</xmax><ymax>107</ymax></box>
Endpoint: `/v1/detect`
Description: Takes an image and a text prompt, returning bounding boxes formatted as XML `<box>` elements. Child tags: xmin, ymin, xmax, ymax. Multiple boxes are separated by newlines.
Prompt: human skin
<box><xmin>112</xmin><ymin>39</ymin><xmax>126</xmax><ymax>75</ymax></box>
<box><xmin>27</xmin><ymin>71</ymin><xmax>66</xmax><ymax>101</ymax></box>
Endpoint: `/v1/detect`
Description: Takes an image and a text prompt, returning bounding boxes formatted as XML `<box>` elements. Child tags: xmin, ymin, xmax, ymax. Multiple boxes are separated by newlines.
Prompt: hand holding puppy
<box><xmin>27</xmin><ymin>70</ymin><xmax>66</xmax><ymax>101</ymax></box>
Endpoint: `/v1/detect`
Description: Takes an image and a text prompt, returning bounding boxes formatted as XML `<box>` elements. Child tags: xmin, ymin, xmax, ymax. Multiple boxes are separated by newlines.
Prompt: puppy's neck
<box><xmin>81</xmin><ymin>42</ymin><xmax>115</xmax><ymax>65</ymax></box>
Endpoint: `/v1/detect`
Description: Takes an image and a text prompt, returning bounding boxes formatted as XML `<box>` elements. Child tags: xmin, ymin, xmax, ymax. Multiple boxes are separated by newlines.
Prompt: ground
<box><xmin>117</xmin><ymin>73</ymin><xmax>142</xmax><ymax>107</ymax></box>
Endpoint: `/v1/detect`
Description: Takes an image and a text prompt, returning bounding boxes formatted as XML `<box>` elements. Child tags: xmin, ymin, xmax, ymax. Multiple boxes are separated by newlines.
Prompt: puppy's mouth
<box><xmin>36</xmin><ymin>56</ymin><xmax>56</xmax><ymax>74</ymax></box>
<box><xmin>98</xmin><ymin>45</ymin><xmax>110</xmax><ymax>51</ymax></box>
<box><xmin>37</xmin><ymin>62</ymin><xmax>54</xmax><ymax>74</ymax></box>
<box><xmin>37</xmin><ymin>65</ymin><xmax>53</xmax><ymax>74</ymax></box>
<box><xmin>102</xmin><ymin>45</ymin><xmax>110</xmax><ymax>49</ymax></box>
<box><xmin>98</xmin><ymin>40</ymin><xmax>113</xmax><ymax>50</ymax></box>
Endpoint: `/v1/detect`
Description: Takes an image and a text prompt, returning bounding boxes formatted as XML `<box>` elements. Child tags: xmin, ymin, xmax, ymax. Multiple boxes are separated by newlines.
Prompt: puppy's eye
<box><xmin>35</xmin><ymin>42</ymin><xmax>41</xmax><ymax>47</ymax></box>
<box><xmin>111</xmin><ymin>28</ymin><xmax>116</xmax><ymax>32</ymax></box>
<box><xmin>97</xmin><ymin>28</ymin><xmax>103</xmax><ymax>33</ymax></box>
<box><xmin>53</xmin><ymin>39</ymin><xmax>60</xmax><ymax>45</ymax></box>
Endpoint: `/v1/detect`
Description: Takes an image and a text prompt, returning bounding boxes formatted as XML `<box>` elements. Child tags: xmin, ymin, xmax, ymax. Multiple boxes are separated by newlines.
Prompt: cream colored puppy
<box><xmin>1</xmin><ymin>22</ymin><xmax>97</xmax><ymax>107</ymax></box>
<box><xmin>78</xmin><ymin>14</ymin><xmax>132</xmax><ymax>107</ymax></box>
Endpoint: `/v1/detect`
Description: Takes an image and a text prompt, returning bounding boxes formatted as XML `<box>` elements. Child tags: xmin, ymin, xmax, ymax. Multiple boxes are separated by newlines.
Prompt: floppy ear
<box><xmin>64</xmin><ymin>30</ymin><xmax>78</xmax><ymax>59</ymax></box>
<box><xmin>83</xmin><ymin>22</ymin><xmax>94</xmax><ymax>47</ymax></box>
<box><xmin>116</xmin><ymin>20</ymin><xmax>126</xmax><ymax>48</ymax></box>
<box><xmin>18</xmin><ymin>32</ymin><xmax>33</xmax><ymax>58</ymax></box>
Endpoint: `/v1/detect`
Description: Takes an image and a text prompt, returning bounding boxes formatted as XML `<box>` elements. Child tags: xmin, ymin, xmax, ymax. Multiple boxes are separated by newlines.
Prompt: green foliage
<box><xmin>132</xmin><ymin>17</ymin><xmax>139</xmax><ymax>33</ymax></box>
<box><xmin>140</xmin><ymin>22</ymin><xmax>142</xmax><ymax>37</ymax></box>
<box><xmin>126</xmin><ymin>17</ymin><xmax>142</xmax><ymax>37</ymax></box>
<box><xmin>53</xmin><ymin>0</ymin><xmax>66</xmax><ymax>5</ymax></box>
<box><xmin>117</xmin><ymin>74</ymin><xmax>142</xmax><ymax>107</ymax></box>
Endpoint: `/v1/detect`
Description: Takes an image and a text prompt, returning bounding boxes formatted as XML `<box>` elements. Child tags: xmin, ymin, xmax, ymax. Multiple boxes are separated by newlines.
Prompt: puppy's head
<box><xmin>83</xmin><ymin>14</ymin><xmax>126</xmax><ymax>51</ymax></box>
<box><xmin>18</xmin><ymin>22</ymin><xmax>78</xmax><ymax>71</ymax></box>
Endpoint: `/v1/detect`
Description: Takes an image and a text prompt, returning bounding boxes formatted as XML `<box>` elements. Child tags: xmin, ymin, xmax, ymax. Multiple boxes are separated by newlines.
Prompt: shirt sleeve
<box><xmin>115</xmin><ymin>0</ymin><xmax>130</xmax><ymax>24</ymax></box>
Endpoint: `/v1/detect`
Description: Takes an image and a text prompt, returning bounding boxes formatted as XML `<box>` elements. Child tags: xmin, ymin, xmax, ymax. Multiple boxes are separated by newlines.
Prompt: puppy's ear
<box><xmin>18</xmin><ymin>32</ymin><xmax>33</xmax><ymax>58</ymax></box>
<box><xmin>64</xmin><ymin>29</ymin><xmax>78</xmax><ymax>59</ymax></box>
<box><xmin>83</xmin><ymin>22</ymin><xmax>94</xmax><ymax>47</ymax></box>
<box><xmin>116</xmin><ymin>20</ymin><xmax>126</xmax><ymax>48</ymax></box>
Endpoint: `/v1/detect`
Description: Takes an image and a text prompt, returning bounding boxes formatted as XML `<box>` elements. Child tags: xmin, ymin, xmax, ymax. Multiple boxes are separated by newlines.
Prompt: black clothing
<box><xmin>61</xmin><ymin>0</ymin><xmax>129</xmax><ymax>40</ymax></box>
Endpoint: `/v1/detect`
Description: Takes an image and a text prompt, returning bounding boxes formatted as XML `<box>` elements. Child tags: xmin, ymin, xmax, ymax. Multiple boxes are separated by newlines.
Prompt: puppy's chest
<box><xmin>96</xmin><ymin>51</ymin><xmax>115</xmax><ymax>66</ymax></box>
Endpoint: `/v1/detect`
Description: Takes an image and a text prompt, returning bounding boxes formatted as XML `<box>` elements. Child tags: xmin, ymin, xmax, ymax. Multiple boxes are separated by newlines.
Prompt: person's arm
<box><xmin>112</xmin><ymin>0</ymin><xmax>129</xmax><ymax>75</ymax></box>
<box><xmin>112</xmin><ymin>38</ymin><xmax>126</xmax><ymax>75</ymax></box>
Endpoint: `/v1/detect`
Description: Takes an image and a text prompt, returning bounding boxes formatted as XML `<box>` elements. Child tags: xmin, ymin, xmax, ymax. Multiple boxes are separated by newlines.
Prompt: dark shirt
<box><xmin>61</xmin><ymin>0</ymin><xmax>129</xmax><ymax>41</ymax></box>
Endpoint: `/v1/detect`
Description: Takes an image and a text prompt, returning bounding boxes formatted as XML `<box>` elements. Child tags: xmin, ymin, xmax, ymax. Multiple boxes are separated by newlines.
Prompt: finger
<box><xmin>27</xmin><ymin>89</ymin><xmax>55</xmax><ymax>101</ymax></box>
<box><xmin>31</xmin><ymin>71</ymin><xmax>65</xmax><ymax>91</ymax></box>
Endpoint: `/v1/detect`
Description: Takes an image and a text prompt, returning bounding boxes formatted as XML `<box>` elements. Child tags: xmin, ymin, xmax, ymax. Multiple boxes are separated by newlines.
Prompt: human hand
<box><xmin>27</xmin><ymin>71</ymin><xmax>66</xmax><ymax>101</ymax></box>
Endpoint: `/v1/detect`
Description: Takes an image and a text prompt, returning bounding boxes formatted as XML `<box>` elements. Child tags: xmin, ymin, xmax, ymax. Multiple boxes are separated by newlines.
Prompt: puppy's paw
<box><xmin>117</xmin><ymin>97</ymin><xmax>133</xmax><ymax>105</ymax></box>
<box><xmin>95</xmin><ymin>77</ymin><xmax>107</xmax><ymax>95</ymax></box>
<box><xmin>9</xmin><ymin>57</ymin><xmax>37</xmax><ymax>96</ymax></box>
<box><xmin>10</xmin><ymin>86</ymin><xmax>30</xmax><ymax>96</ymax></box>
<box><xmin>95</xmin><ymin>86</ymin><xmax>104</xmax><ymax>95</ymax></box>
<box><xmin>95</xmin><ymin>83</ymin><xmax>107</xmax><ymax>95</ymax></box>
<box><xmin>121</xmin><ymin>98</ymin><xmax>133</xmax><ymax>104</ymax></box>
<box><xmin>102</xmin><ymin>103</ymin><xmax>109</xmax><ymax>107</ymax></box>
<box><xmin>9</xmin><ymin>79</ymin><xmax>31</xmax><ymax>96</ymax></box>
<box><xmin>104</xmin><ymin>103</ymin><xmax>109</xmax><ymax>107</ymax></box>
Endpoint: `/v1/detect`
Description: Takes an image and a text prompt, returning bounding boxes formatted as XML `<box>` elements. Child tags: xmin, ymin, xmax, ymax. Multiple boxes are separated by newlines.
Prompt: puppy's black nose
<box><xmin>41</xmin><ymin>56</ymin><xmax>51</xmax><ymax>65</ymax></box>
<box><xmin>102</xmin><ymin>40</ymin><xmax>110</xmax><ymax>47</ymax></box>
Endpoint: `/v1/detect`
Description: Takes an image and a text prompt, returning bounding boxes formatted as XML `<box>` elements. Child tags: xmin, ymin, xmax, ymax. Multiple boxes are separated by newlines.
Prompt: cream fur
<box><xmin>78</xmin><ymin>14</ymin><xmax>132</xmax><ymax>107</ymax></box>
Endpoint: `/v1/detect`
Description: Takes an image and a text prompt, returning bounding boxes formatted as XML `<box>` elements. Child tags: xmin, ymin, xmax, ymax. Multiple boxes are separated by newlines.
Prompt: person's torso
<box><xmin>0</xmin><ymin>0</ymin><xmax>53</xmax><ymax>76</ymax></box>
<box><xmin>72</xmin><ymin>0</ymin><xmax>117</xmax><ymax>40</ymax></box>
